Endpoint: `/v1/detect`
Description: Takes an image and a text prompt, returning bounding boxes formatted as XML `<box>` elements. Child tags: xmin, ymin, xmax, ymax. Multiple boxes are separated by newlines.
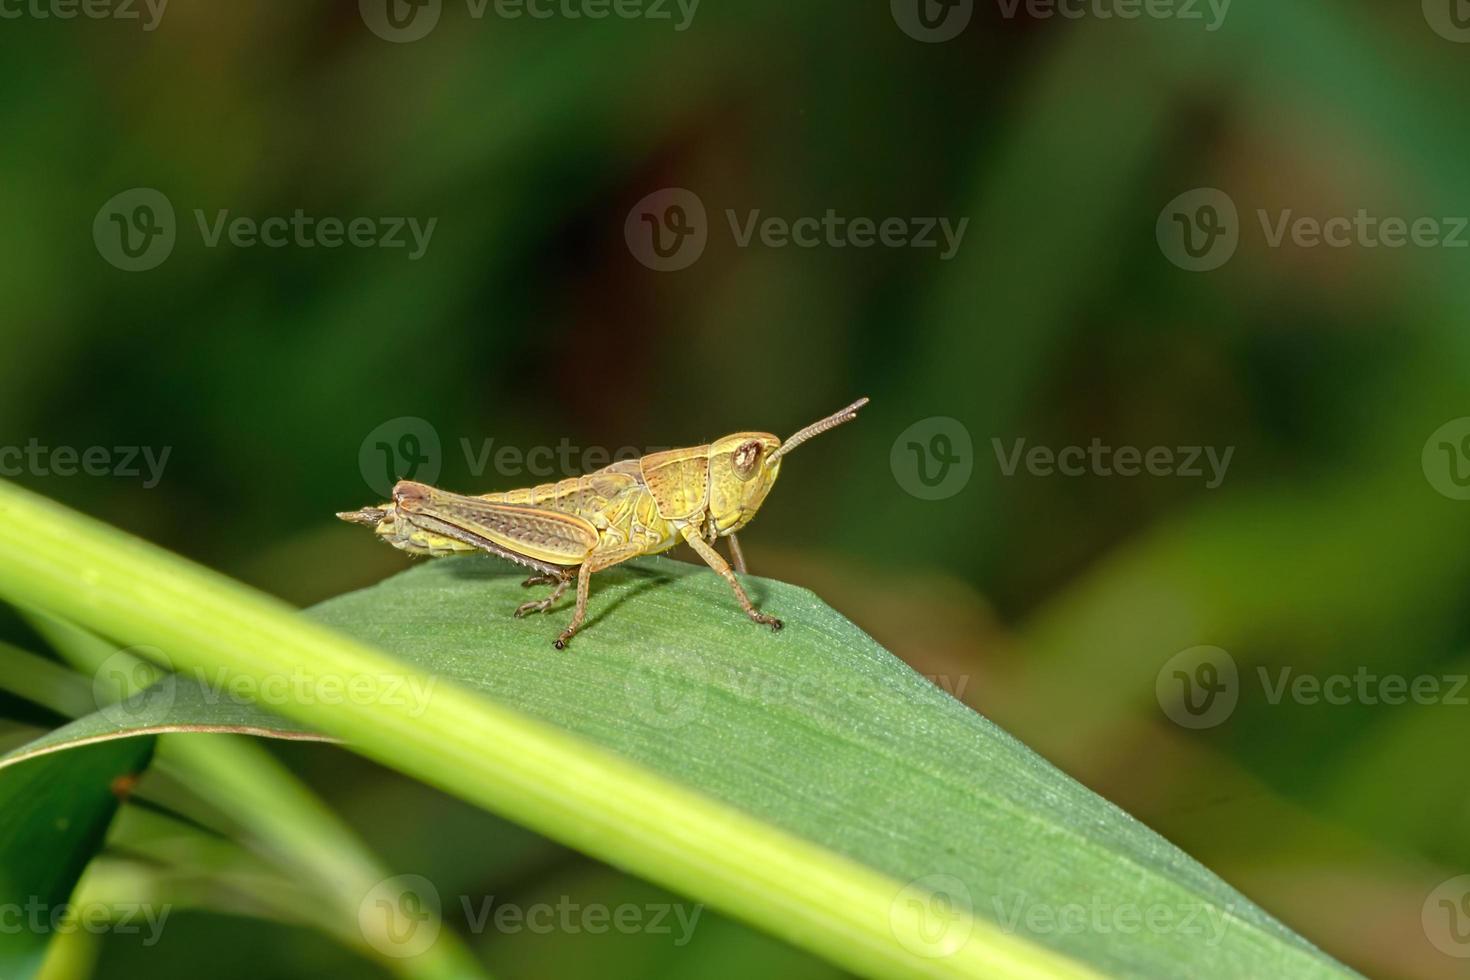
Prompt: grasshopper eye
<box><xmin>732</xmin><ymin>440</ymin><xmax>763</xmax><ymax>480</ymax></box>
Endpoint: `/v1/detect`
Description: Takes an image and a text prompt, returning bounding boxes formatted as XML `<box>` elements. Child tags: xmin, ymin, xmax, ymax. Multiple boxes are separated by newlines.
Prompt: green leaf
<box><xmin>0</xmin><ymin>659</ymin><xmax>320</xmax><ymax>771</ymax></box>
<box><xmin>0</xmin><ymin>737</ymin><xmax>153</xmax><ymax>979</ymax></box>
<box><xmin>0</xmin><ymin>480</ymin><xmax>1355</xmax><ymax>979</ymax></box>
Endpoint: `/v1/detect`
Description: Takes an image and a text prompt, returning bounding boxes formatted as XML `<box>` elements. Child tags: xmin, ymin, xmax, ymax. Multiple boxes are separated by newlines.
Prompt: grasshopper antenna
<box><xmin>769</xmin><ymin>397</ymin><xmax>869</xmax><ymax>462</ymax></box>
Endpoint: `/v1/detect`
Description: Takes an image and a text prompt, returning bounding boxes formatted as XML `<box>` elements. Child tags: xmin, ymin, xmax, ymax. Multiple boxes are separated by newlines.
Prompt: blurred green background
<box><xmin>3</xmin><ymin>0</ymin><xmax>1470</xmax><ymax>977</ymax></box>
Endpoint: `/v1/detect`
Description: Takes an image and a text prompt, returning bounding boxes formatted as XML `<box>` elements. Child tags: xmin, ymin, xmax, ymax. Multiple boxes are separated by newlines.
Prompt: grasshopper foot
<box><xmin>553</xmin><ymin>621</ymin><xmax>581</xmax><ymax>650</ymax></box>
<box><xmin>746</xmin><ymin>610</ymin><xmax>783</xmax><ymax>631</ymax></box>
<box><xmin>514</xmin><ymin>598</ymin><xmax>555</xmax><ymax>618</ymax></box>
<box><xmin>516</xmin><ymin>574</ymin><xmax>571</xmax><ymax>618</ymax></box>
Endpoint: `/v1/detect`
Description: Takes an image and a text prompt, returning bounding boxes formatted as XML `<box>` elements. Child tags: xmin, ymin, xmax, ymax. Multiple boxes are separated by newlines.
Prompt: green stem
<box><xmin>0</xmin><ymin>479</ymin><xmax>1091</xmax><ymax>980</ymax></box>
<box><xmin>0</xmin><ymin>640</ymin><xmax>96</xmax><ymax>719</ymax></box>
<box><xmin>0</xmin><ymin>625</ymin><xmax>487</xmax><ymax>980</ymax></box>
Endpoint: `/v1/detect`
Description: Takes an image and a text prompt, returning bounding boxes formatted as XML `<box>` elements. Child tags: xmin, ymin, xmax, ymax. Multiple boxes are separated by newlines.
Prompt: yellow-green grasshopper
<box><xmin>338</xmin><ymin>398</ymin><xmax>869</xmax><ymax>648</ymax></box>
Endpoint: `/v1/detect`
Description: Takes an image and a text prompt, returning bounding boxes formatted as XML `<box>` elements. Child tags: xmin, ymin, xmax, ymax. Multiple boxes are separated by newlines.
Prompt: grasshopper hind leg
<box><xmin>514</xmin><ymin>571</ymin><xmax>573</xmax><ymax>618</ymax></box>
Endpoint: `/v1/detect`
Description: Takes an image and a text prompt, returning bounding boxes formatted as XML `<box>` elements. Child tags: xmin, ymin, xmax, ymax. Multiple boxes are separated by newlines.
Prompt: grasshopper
<box><xmin>338</xmin><ymin>398</ymin><xmax>868</xmax><ymax>648</ymax></box>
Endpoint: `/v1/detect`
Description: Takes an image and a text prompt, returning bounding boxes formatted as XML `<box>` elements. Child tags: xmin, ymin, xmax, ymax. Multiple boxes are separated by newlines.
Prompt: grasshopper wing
<box><xmin>393</xmin><ymin>482</ymin><xmax>598</xmax><ymax>570</ymax></box>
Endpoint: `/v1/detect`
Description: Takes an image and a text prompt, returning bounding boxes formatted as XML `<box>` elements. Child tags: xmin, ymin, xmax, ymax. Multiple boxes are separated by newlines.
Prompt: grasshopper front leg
<box><xmin>679</xmin><ymin>525</ymin><xmax>782</xmax><ymax>632</ymax></box>
<box><xmin>726</xmin><ymin>532</ymin><xmax>747</xmax><ymax>576</ymax></box>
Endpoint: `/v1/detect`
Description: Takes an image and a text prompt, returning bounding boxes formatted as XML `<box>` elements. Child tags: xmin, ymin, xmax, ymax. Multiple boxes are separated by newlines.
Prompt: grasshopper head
<box><xmin>708</xmin><ymin>432</ymin><xmax>784</xmax><ymax>535</ymax></box>
<box><xmin>706</xmin><ymin>397</ymin><xmax>869</xmax><ymax>536</ymax></box>
<box><xmin>337</xmin><ymin>483</ymin><xmax>453</xmax><ymax>556</ymax></box>
<box><xmin>337</xmin><ymin>501</ymin><xmax>405</xmax><ymax>545</ymax></box>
